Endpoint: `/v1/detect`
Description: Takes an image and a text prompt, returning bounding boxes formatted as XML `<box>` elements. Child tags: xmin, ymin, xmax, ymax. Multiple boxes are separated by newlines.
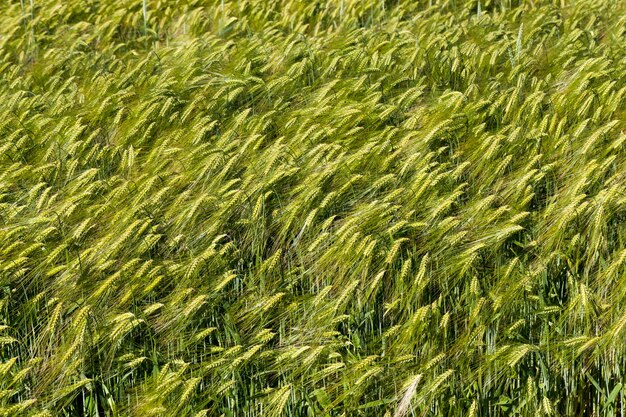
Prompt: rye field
<box><xmin>2</xmin><ymin>0</ymin><xmax>626</xmax><ymax>415</ymax></box>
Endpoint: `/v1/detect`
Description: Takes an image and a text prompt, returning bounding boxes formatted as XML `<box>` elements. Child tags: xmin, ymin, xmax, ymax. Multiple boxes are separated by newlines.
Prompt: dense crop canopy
<box><xmin>1</xmin><ymin>0</ymin><xmax>626</xmax><ymax>416</ymax></box>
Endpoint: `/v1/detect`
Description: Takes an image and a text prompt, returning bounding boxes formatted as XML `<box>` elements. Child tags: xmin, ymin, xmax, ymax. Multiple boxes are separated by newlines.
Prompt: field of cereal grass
<box><xmin>2</xmin><ymin>0</ymin><xmax>626</xmax><ymax>415</ymax></box>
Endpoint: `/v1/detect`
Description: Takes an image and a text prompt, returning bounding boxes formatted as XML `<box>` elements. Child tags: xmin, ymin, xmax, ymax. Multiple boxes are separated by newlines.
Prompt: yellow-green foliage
<box><xmin>1</xmin><ymin>0</ymin><xmax>626</xmax><ymax>416</ymax></box>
